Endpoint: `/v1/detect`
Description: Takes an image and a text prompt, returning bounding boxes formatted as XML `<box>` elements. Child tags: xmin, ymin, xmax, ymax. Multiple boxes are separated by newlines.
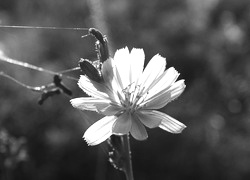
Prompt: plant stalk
<box><xmin>122</xmin><ymin>134</ymin><xmax>134</xmax><ymax>180</ymax></box>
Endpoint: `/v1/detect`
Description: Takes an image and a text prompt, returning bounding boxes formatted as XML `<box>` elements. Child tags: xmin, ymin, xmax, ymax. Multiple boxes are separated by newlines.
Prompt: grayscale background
<box><xmin>0</xmin><ymin>0</ymin><xmax>249</xmax><ymax>179</ymax></box>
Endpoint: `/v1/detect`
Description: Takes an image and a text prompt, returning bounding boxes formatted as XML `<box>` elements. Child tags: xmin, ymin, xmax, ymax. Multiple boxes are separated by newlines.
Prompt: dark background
<box><xmin>1</xmin><ymin>0</ymin><xmax>250</xmax><ymax>179</ymax></box>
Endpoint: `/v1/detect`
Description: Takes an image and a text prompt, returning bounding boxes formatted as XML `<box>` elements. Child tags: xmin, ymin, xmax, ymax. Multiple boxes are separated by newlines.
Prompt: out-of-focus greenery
<box><xmin>1</xmin><ymin>0</ymin><xmax>250</xmax><ymax>180</ymax></box>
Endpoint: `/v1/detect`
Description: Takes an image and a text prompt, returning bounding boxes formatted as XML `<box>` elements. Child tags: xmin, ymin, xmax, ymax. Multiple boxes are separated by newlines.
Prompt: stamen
<box><xmin>117</xmin><ymin>90</ymin><xmax>125</xmax><ymax>104</ymax></box>
<box><xmin>130</xmin><ymin>85</ymin><xmax>141</xmax><ymax>103</ymax></box>
<box><xmin>134</xmin><ymin>91</ymin><xmax>150</xmax><ymax>109</ymax></box>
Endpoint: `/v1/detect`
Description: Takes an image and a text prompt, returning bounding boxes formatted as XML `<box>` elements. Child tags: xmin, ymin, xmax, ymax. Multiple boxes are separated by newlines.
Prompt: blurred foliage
<box><xmin>0</xmin><ymin>128</ymin><xmax>28</xmax><ymax>179</ymax></box>
<box><xmin>1</xmin><ymin>0</ymin><xmax>250</xmax><ymax>180</ymax></box>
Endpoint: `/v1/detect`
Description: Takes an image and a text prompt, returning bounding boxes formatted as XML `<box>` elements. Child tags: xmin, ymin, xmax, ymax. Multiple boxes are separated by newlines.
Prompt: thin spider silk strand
<box><xmin>0</xmin><ymin>25</ymin><xmax>89</xmax><ymax>31</ymax></box>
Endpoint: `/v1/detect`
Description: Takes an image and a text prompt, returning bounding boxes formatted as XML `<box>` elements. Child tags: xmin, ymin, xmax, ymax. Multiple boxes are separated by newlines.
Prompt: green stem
<box><xmin>123</xmin><ymin>135</ymin><xmax>134</xmax><ymax>180</ymax></box>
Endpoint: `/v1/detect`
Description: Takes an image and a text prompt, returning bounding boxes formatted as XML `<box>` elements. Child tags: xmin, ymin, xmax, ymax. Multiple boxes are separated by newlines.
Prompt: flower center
<box><xmin>120</xmin><ymin>83</ymin><xmax>145</xmax><ymax>113</ymax></box>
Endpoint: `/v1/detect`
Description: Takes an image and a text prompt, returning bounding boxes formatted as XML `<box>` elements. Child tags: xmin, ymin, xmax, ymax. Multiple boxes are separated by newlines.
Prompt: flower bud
<box><xmin>79</xmin><ymin>59</ymin><xmax>103</xmax><ymax>83</ymax></box>
<box><xmin>89</xmin><ymin>28</ymin><xmax>110</xmax><ymax>63</ymax></box>
<box><xmin>53</xmin><ymin>75</ymin><xmax>72</xmax><ymax>96</ymax></box>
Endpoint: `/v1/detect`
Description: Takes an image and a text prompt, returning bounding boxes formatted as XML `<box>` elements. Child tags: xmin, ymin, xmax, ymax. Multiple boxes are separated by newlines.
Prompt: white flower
<box><xmin>71</xmin><ymin>47</ymin><xmax>186</xmax><ymax>146</ymax></box>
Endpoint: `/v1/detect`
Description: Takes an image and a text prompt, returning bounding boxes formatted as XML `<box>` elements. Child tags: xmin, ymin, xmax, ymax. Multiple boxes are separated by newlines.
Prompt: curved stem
<box><xmin>123</xmin><ymin>135</ymin><xmax>134</xmax><ymax>180</ymax></box>
<box><xmin>0</xmin><ymin>55</ymin><xmax>78</xmax><ymax>81</ymax></box>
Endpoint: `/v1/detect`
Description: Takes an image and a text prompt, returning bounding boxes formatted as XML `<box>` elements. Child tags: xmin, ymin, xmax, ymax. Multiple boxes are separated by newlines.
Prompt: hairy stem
<box><xmin>122</xmin><ymin>135</ymin><xmax>134</xmax><ymax>180</ymax></box>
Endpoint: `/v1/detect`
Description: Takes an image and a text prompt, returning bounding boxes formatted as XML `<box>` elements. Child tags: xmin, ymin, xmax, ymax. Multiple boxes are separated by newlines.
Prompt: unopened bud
<box><xmin>79</xmin><ymin>59</ymin><xmax>103</xmax><ymax>83</ymax></box>
<box><xmin>89</xmin><ymin>28</ymin><xmax>110</xmax><ymax>63</ymax></box>
<box><xmin>53</xmin><ymin>75</ymin><xmax>72</xmax><ymax>96</ymax></box>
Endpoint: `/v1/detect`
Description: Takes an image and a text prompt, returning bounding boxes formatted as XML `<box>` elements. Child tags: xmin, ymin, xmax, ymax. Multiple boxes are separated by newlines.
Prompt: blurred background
<box><xmin>1</xmin><ymin>0</ymin><xmax>250</xmax><ymax>179</ymax></box>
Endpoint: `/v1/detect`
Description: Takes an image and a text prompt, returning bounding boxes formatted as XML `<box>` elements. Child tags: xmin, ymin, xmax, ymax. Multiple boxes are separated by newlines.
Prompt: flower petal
<box><xmin>129</xmin><ymin>48</ymin><xmax>145</xmax><ymax>84</ymax></box>
<box><xmin>83</xmin><ymin>116</ymin><xmax>117</xmax><ymax>146</ymax></box>
<box><xmin>113</xmin><ymin>47</ymin><xmax>131</xmax><ymax>89</ymax></box>
<box><xmin>142</xmin><ymin>92</ymin><xmax>172</xmax><ymax>110</ymax></box>
<box><xmin>112</xmin><ymin>112</ymin><xmax>132</xmax><ymax>135</ymax></box>
<box><xmin>102</xmin><ymin>58</ymin><xmax>114</xmax><ymax>85</ymax></box>
<box><xmin>136</xmin><ymin>110</ymin><xmax>162</xmax><ymax>128</ymax></box>
<box><xmin>145</xmin><ymin>67</ymin><xmax>179</xmax><ymax>100</ymax></box>
<box><xmin>138</xmin><ymin>54</ymin><xmax>166</xmax><ymax>94</ymax></box>
<box><xmin>99</xmin><ymin>58</ymin><xmax>122</xmax><ymax>104</ymax></box>
<box><xmin>109</xmin><ymin>68</ymin><xmax>125</xmax><ymax>104</ymax></box>
<box><xmin>130</xmin><ymin>114</ymin><xmax>148</xmax><ymax>140</ymax></box>
<box><xmin>152</xmin><ymin>111</ymin><xmax>186</xmax><ymax>133</ymax></box>
<box><xmin>78</xmin><ymin>75</ymin><xmax>109</xmax><ymax>99</ymax></box>
<box><xmin>169</xmin><ymin>80</ymin><xmax>186</xmax><ymax>100</ymax></box>
<box><xmin>142</xmin><ymin>80</ymin><xmax>186</xmax><ymax>109</ymax></box>
<box><xmin>97</xmin><ymin>104</ymin><xmax>122</xmax><ymax>116</ymax></box>
<box><xmin>70</xmin><ymin>97</ymin><xmax>110</xmax><ymax>111</ymax></box>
